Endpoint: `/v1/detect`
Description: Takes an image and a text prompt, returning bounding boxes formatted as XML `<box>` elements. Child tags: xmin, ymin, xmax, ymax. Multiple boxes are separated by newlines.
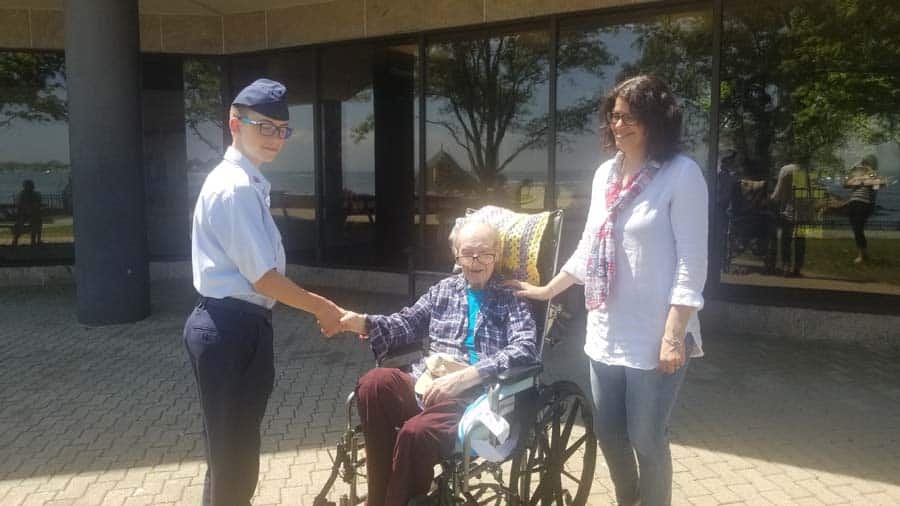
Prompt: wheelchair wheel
<box><xmin>509</xmin><ymin>381</ymin><xmax>596</xmax><ymax>505</ymax></box>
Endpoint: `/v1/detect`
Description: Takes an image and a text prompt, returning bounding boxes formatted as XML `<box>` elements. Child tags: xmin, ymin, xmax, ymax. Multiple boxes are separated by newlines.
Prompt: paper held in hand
<box><xmin>414</xmin><ymin>352</ymin><xmax>469</xmax><ymax>396</ymax></box>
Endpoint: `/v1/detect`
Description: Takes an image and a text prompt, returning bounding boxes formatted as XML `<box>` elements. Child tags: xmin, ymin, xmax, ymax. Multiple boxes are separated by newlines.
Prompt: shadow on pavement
<box><xmin>0</xmin><ymin>280</ymin><xmax>897</xmax><ymax>488</ymax></box>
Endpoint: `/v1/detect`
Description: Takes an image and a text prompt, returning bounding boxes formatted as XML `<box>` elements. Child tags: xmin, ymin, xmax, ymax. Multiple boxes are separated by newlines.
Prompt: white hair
<box><xmin>448</xmin><ymin>218</ymin><xmax>499</xmax><ymax>253</ymax></box>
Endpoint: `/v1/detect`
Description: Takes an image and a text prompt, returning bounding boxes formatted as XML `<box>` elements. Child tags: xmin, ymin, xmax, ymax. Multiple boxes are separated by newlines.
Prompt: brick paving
<box><xmin>0</xmin><ymin>280</ymin><xmax>899</xmax><ymax>505</ymax></box>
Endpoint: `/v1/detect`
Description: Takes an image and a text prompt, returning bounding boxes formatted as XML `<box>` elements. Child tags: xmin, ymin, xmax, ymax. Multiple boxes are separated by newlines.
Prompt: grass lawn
<box><xmin>0</xmin><ymin>221</ymin><xmax>73</xmax><ymax>245</ymax></box>
<box><xmin>800</xmin><ymin>238</ymin><xmax>900</xmax><ymax>285</ymax></box>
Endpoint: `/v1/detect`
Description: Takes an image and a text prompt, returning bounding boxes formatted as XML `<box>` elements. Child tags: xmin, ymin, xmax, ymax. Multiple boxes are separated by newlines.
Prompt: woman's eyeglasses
<box><xmin>606</xmin><ymin>112</ymin><xmax>638</xmax><ymax>126</ymax></box>
<box><xmin>455</xmin><ymin>253</ymin><xmax>497</xmax><ymax>266</ymax></box>
<box><xmin>236</xmin><ymin>116</ymin><xmax>294</xmax><ymax>140</ymax></box>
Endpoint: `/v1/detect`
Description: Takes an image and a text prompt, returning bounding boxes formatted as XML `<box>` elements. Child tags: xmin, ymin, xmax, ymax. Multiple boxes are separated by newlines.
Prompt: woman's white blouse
<box><xmin>561</xmin><ymin>153</ymin><xmax>708</xmax><ymax>370</ymax></box>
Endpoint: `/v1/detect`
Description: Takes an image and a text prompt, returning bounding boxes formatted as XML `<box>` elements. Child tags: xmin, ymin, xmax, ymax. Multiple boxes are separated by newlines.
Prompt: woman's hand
<box><xmin>659</xmin><ymin>305</ymin><xmax>694</xmax><ymax>374</ymax></box>
<box><xmin>504</xmin><ymin>280</ymin><xmax>553</xmax><ymax>300</ymax></box>
<box><xmin>658</xmin><ymin>335</ymin><xmax>686</xmax><ymax>375</ymax></box>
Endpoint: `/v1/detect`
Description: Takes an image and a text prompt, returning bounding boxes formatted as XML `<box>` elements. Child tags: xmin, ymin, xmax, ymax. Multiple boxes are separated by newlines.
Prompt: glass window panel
<box><xmin>719</xmin><ymin>0</ymin><xmax>900</xmax><ymax>295</ymax></box>
<box><xmin>230</xmin><ymin>51</ymin><xmax>317</xmax><ymax>263</ymax></box>
<box><xmin>143</xmin><ymin>55</ymin><xmax>190</xmax><ymax>260</ymax></box>
<box><xmin>321</xmin><ymin>43</ymin><xmax>417</xmax><ymax>270</ymax></box>
<box><xmin>425</xmin><ymin>28</ymin><xmax>551</xmax><ymax>269</ymax></box>
<box><xmin>142</xmin><ymin>56</ymin><xmax>224</xmax><ymax>262</ymax></box>
<box><xmin>185</xmin><ymin>58</ymin><xmax>225</xmax><ymax>214</ymax></box>
<box><xmin>0</xmin><ymin>51</ymin><xmax>72</xmax><ymax>265</ymax></box>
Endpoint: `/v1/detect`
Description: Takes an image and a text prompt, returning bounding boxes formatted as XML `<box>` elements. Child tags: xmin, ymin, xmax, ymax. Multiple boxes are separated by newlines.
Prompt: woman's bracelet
<box><xmin>663</xmin><ymin>334</ymin><xmax>684</xmax><ymax>347</ymax></box>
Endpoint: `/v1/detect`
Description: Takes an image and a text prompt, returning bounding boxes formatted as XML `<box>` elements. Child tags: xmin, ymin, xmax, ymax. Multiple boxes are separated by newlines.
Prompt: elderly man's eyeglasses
<box><xmin>236</xmin><ymin>116</ymin><xmax>294</xmax><ymax>140</ymax></box>
<box><xmin>607</xmin><ymin>112</ymin><xmax>638</xmax><ymax>126</ymax></box>
<box><xmin>456</xmin><ymin>253</ymin><xmax>497</xmax><ymax>266</ymax></box>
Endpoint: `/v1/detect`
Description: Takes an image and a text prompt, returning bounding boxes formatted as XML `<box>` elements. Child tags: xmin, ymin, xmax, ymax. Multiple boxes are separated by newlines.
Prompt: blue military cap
<box><xmin>232</xmin><ymin>78</ymin><xmax>289</xmax><ymax>121</ymax></box>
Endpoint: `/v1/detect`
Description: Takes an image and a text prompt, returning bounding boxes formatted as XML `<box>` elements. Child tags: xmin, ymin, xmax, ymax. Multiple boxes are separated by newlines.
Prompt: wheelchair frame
<box><xmin>313</xmin><ymin>369</ymin><xmax>596</xmax><ymax>506</ymax></box>
<box><xmin>314</xmin><ymin>209</ymin><xmax>598</xmax><ymax>506</ymax></box>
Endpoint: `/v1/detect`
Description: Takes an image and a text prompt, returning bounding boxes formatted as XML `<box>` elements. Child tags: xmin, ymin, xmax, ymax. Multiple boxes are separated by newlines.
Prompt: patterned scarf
<box><xmin>584</xmin><ymin>157</ymin><xmax>657</xmax><ymax>310</ymax></box>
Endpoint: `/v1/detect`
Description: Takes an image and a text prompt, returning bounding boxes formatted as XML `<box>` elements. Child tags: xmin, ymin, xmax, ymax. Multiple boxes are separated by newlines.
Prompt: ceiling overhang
<box><xmin>0</xmin><ymin>0</ymin><xmax>333</xmax><ymax>15</ymax></box>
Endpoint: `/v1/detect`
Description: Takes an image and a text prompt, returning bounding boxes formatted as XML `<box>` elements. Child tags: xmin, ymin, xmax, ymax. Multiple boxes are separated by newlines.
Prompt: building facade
<box><xmin>1</xmin><ymin>0</ymin><xmax>898</xmax><ymax>330</ymax></box>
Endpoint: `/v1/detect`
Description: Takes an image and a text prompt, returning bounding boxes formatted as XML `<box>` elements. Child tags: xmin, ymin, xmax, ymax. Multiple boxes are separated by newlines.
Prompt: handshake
<box><xmin>315</xmin><ymin>302</ymin><xmax>368</xmax><ymax>338</ymax></box>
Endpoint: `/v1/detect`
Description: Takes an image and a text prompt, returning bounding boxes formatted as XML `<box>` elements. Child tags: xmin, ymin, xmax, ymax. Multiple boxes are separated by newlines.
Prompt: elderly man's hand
<box><xmin>423</xmin><ymin>366</ymin><xmax>481</xmax><ymax>408</ymax></box>
<box><xmin>339</xmin><ymin>310</ymin><xmax>369</xmax><ymax>339</ymax></box>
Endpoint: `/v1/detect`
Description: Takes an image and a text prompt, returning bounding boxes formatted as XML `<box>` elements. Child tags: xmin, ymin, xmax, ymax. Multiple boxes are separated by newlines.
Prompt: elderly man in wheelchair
<box><xmin>317</xmin><ymin>211</ymin><xmax>596</xmax><ymax>506</ymax></box>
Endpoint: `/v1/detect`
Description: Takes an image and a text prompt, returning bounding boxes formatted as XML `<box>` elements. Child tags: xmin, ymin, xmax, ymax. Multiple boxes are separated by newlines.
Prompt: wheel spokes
<box><xmin>560</xmin><ymin>469</ymin><xmax>581</xmax><ymax>485</ymax></box>
<box><xmin>513</xmin><ymin>383</ymin><xmax>597</xmax><ymax>506</ymax></box>
<box><xmin>559</xmin><ymin>397</ymin><xmax>579</xmax><ymax>447</ymax></box>
<box><xmin>562</xmin><ymin>433</ymin><xmax>588</xmax><ymax>462</ymax></box>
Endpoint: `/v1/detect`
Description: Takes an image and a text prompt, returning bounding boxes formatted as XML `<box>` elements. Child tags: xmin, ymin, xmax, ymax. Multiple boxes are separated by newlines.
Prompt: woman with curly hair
<box><xmin>507</xmin><ymin>74</ymin><xmax>708</xmax><ymax>506</ymax></box>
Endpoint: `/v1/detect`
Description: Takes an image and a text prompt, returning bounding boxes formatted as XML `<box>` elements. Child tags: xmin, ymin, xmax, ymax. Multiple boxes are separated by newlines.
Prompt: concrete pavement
<box><xmin>0</xmin><ymin>280</ymin><xmax>898</xmax><ymax>505</ymax></box>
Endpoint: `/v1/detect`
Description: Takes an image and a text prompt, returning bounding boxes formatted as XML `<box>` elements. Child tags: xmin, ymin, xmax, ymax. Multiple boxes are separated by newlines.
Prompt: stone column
<box><xmin>65</xmin><ymin>0</ymin><xmax>149</xmax><ymax>324</ymax></box>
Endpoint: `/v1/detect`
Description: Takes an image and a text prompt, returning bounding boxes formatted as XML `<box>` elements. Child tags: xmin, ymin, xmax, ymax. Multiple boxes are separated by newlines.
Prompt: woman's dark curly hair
<box><xmin>599</xmin><ymin>74</ymin><xmax>683</xmax><ymax>163</ymax></box>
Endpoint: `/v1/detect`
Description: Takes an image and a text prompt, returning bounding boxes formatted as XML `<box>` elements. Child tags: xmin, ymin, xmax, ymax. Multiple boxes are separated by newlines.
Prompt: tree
<box><xmin>622</xmin><ymin>14</ymin><xmax>714</xmax><ymax>155</ymax></box>
<box><xmin>779</xmin><ymin>0</ymin><xmax>900</xmax><ymax>163</ymax></box>
<box><xmin>0</xmin><ymin>52</ymin><xmax>67</xmax><ymax>128</ymax></box>
<box><xmin>427</xmin><ymin>31</ymin><xmax>612</xmax><ymax>191</ymax></box>
<box><xmin>183</xmin><ymin>59</ymin><xmax>225</xmax><ymax>154</ymax></box>
<box><xmin>715</xmin><ymin>0</ymin><xmax>900</xmax><ymax>172</ymax></box>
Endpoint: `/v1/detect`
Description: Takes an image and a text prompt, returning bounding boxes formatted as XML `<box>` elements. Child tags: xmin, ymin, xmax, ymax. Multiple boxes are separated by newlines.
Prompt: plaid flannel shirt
<box><xmin>366</xmin><ymin>274</ymin><xmax>539</xmax><ymax>383</ymax></box>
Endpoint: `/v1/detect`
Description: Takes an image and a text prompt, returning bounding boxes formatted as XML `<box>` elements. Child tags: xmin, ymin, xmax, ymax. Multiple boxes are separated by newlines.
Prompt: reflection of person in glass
<box><xmin>844</xmin><ymin>155</ymin><xmax>879</xmax><ymax>264</ymax></box>
<box><xmin>507</xmin><ymin>75</ymin><xmax>707</xmax><ymax>506</ymax></box>
<box><xmin>12</xmin><ymin>179</ymin><xmax>42</xmax><ymax>246</ymax></box>
<box><xmin>770</xmin><ymin>164</ymin><xmax>806</xmax><ymax>276</ymax></box>
<box><xmin>716</xmin><ymin>150</ymin><xmax>739</xmax><ymax>270</ymax></box>
<box><xmin>516</xmin><ymin>178</ymin><xmax>534</xmax><ymax>208</ymax></box>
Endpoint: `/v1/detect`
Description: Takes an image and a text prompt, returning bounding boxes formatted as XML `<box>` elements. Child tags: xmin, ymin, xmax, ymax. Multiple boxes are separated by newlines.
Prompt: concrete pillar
<box><xmin>65</xmin><ymin>0</ymin><xmax>149</xmax><ymax>324</ymax></box>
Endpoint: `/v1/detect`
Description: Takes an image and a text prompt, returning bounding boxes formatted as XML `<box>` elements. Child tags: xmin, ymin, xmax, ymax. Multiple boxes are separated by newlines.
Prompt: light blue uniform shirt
<box><xmin>191</xmin><ymin>146</ymin><xmax>286</xmax><ymax>309</ymax></box>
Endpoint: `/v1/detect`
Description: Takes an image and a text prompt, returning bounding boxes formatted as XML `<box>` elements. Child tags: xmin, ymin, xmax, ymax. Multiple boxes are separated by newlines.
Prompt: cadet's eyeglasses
<box><xmin>455</xmin><ymin>253</ymin><xmax>497</xmax><ymax>266</ymax></box>
<box><xmin>236</xmin><ymin>116</ymin><xmax>294</xmax><ymax>140</ymax></box>
<box><xmin>606</xmin><ymin>112</ymin><xmax>638</xmax><ymax>126</ymax></box>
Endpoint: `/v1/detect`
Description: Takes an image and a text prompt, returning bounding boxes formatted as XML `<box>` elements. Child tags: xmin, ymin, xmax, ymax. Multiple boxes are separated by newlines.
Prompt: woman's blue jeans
<box><xmin>589</xmin><ymin>356</ymin><xmax>689</xmax><ymax>506</ymax></box>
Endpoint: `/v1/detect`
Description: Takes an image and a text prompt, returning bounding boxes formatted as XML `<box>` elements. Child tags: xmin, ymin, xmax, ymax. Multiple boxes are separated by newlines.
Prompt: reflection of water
<box><xmin>821</xmin><ymin>179</ymin><xmax>900</xmax><ymax>222</ymax></box>
<box><xmin>266</xmin><ymin>172</ymin><xmax>366</xmax><ymax>194</ymax></box>
<box><xmin>27</xmin><ymin>167</ymin><xmax>898</xmax><ymax>222</ymax></box>
<box><xmin>0</xmin><ymin>170</ymin><xmax>69</xmax><ymax>203</ymax></box>
<box><xmin>264</xmin><ymin>171</ymin><xmax>554</xmax><ymax>197</ymax></box>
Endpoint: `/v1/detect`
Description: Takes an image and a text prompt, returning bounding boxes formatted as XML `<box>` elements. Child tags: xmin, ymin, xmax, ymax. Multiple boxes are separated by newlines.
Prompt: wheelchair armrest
<box><xmin>376</xmin><ymin>342</ymin><xmax>425</xmax><ymax>369</ymax></box>
<box><xmin>496</xmin><ymin>364</ymin><xmax>543</xmax><ymax>384</ymax></box>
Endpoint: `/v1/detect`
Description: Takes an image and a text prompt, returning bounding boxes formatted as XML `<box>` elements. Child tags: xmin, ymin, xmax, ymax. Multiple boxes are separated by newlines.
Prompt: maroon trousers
<box><xmin>356</xmin><ymin>368</ymin><xmax>468</xmax><ymax>506</ymax></box>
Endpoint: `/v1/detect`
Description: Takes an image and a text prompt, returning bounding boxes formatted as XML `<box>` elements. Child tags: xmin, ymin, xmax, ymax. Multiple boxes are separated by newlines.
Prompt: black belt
<box><xmin>197</xmin><ymin>296</ymin><xmax>272</xmax><ymax>321</ymax></box>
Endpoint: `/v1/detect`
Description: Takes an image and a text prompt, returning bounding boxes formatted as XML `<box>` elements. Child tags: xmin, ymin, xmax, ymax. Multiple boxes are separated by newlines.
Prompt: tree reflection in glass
<box><xmin>719</xmin><ymin>0</ymin><xmax>900</xmax><ymax>294</ymax></box>
<box><xmin>0</xmin><ymin>51</ymin><xmax>72</xmax><ymax>262</ymax></box>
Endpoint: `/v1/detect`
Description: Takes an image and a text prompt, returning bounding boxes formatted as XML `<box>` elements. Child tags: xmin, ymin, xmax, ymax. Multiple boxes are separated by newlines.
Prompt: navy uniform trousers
<box><xmin>184</xmin><ymin>296</ymin><xmax>275</xmax><ymax>506</ymax></box>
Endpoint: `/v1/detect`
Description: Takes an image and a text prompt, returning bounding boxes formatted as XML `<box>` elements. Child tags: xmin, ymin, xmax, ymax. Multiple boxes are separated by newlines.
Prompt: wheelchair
<box><xmin>315</xmin><ymin>209</ymin><xmax>597</xmax><ymax>506</ymax></box>
<box><xmin>722</xmin><ymin>179</ymin><xmax>777</xmax><ymax>273</ymax></box>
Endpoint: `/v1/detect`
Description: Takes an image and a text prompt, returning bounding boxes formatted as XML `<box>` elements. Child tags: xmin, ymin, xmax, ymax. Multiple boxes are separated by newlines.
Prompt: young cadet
<box><xmin>183</xmin><ymin>78</ymin><xmax>343</xmax><ymax>506</ymax></box>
